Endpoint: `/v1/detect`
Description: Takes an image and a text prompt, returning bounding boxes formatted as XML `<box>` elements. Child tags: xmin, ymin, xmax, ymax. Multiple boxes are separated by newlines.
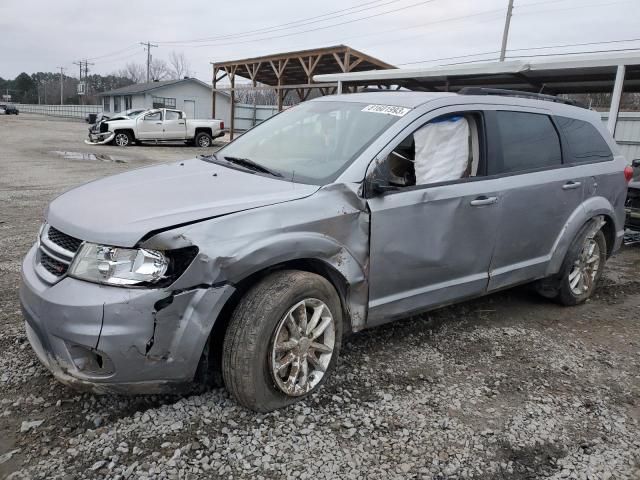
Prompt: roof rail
<box><xmin>458</xmin><ymin>87</ymin><xmax>588</xmax><ymax>109</ymax></box>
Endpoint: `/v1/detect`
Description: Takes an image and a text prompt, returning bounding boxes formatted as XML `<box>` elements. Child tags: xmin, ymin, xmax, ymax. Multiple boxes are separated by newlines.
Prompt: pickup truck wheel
<box><xmin>222</xmin><ymin>270</ymin><xmax>342</xmax><ymax>412</ymax></box>
<box><xmin>113</xmin><ymin>131</ymin><xmax>132</xmax><ymax>147</ymax></box>
<box><xmin>195</xmin><ymin>132</ymin><xmax>212</xmax><ymax>148</ymax></box>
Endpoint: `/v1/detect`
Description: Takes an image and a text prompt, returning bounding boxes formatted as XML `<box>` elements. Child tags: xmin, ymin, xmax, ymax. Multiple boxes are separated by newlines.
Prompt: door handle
<box><xmin>155</xmin><ymin>122</ymin><xmax>162</xmax><ymax>125</ymax></box>
<box><xmin>562</xmin><ymin>181</ymin><xmax>582</xmax><ymax>190</ymax></box>
<box><xmin>178</xmin><ymin>122</ymin><xmax>185</xmax><ymax>125</ymax></box>
<box><xmin>470</xmin><ymin>196</ymin><xmax>498</xmax><ymax>206</ymax></box>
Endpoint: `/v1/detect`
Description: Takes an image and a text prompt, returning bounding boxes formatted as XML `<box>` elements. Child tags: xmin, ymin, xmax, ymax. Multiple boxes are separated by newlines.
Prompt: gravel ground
<box><xmin>0</xmin><ymin>114</ymin><xmax>639</xmax><ymax>479</ymax></box>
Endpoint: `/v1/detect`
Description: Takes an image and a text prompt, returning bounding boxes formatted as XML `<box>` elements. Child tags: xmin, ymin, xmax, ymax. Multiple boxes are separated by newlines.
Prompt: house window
<box><xmin>152</xmin><ymin>96</ymin><xmax>176</xmax><ymax>109</ymax></box>
<box><xmin>124</xmin><ymin>96</ymin><xmax>132</xmax><ymax>110</ymax></box>
<box><xmin>103</xmin><ymin>96</ymin><xmax>110</xmax><ymax>112</ymax></box>
<box><xmin>113</xmin><ymin>96</ymin><xmax>121</xmax><ymax>112</ymax></box>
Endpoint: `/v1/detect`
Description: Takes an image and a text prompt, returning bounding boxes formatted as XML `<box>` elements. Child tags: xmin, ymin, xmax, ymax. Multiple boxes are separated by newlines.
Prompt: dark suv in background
<box><xmin>1</xmin><ymin>103</ymin><xmax>19</xmax><ymax>114</ymax></box>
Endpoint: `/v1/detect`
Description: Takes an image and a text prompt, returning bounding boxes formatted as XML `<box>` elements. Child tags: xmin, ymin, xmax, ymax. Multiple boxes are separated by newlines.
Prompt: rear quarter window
<box><xmin>555</xmin><ymin>116</ymin><xmax>613</xmax><ymax>163</ymax></box>
<box><xmin>491</xmin><ymin>111</ymin><xmax>562</xmax><ymax>175</ymax></box>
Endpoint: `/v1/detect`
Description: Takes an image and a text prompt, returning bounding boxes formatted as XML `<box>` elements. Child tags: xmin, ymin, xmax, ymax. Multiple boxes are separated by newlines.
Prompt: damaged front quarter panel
<box><xmin>141</xmin><ymin>181</ymin><xmax>371</xmax><ymax>332</ymax></box>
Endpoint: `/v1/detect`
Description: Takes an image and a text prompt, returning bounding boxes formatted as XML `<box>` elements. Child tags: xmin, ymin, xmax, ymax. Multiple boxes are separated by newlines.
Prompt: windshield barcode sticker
<box><xmin>362</xmin><ymin>104</ymin><xmax>411</xmax><ymax>117</ymax></box>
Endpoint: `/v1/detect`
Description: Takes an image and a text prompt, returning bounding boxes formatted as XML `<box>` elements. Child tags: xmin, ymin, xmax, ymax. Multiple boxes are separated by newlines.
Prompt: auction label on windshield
<box><xmin>362</xmin><ymin>104</ymin><xmax>411</xmax><ymax>116</ymax></box>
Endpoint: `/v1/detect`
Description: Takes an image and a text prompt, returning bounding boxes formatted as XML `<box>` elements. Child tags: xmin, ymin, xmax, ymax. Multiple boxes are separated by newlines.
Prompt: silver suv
<box><xmin>20</xmin><ymin>90</ymin><xmax>631</xmax><ymax>411</ymax></box>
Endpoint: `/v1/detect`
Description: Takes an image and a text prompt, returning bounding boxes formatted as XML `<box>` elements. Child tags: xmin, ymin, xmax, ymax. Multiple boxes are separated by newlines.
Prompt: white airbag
<box><xmin>414</xmin><ymin>116</ymin><xmax>469</xmax><ymax>185</ymax></box>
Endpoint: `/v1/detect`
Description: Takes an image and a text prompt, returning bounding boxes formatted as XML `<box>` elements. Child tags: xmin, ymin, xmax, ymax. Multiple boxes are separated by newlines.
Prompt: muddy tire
<box><xmin>113</xmin><ymin>131</ymin><xmax>133</xmax><ymax>147</ymax></box>
<box><xmin>222</xmin><ymin>270</ymin><xmax>342</xmax><ymax>412</ymax></box>
<box><xmin>195</xmin><ymin>132</ymin><xmax>212</xmax><ymax>148</ymax></box>
<box><xmin>536</xmin><ymin>221</ymin><xmax>607</xmax><ymax>306</ymax></box>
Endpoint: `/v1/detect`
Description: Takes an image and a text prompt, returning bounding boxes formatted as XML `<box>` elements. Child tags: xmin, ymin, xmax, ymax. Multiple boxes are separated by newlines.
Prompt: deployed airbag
<box><xmin>414</xmin><ymin>116</ymin><xmax>469</xmax><ymax>185</ymax></box>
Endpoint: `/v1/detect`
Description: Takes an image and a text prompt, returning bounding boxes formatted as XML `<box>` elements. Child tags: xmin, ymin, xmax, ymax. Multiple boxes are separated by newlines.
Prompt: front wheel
<box><xmin>113</xmin><ymin>131</ymin><xmax>133</xmax><ymax>147</ymax></box>
<box><xmin>222</xmin><ymin>271</ymin><xmax>342</xmax><ymax>412</ymax></box>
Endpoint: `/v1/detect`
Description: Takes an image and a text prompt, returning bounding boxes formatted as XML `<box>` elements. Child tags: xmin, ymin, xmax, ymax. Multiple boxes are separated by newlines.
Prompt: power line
<box><xmin>160</xmin><ymin>0</ymin><xmax>438</xmax><ymax>49</ymax></box>
<box><xmin>85</xmin><ymin>44</ymin><xmax>140</xmax><ymax>61</ymax></box>
<box><xmin>506</xmin><ymin>46</ymin><xmax>640</xmax><ymax>58</ymax></box>
<box><xmin>396</xmin><ymin>37</ymin><xmax>640</xmax><ymax>67</ymax></box>
<box><xmin>156</xmin><ymin>0</ymin><xmax>403</xmax><ymax>45</ymax></box>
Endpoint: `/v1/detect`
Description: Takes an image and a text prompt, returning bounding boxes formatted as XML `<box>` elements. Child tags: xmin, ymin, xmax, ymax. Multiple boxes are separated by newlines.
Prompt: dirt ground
<box><xmin>0</xmin><ymin>114</ymin><xmax>638</xmax><ymax>479</ymax></box>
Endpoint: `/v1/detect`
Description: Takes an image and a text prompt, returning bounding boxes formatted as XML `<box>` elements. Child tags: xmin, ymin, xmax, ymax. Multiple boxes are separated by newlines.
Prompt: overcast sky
<box><xmin>0</xmin><ymin>0</ymin><xmax>637</xmax><ymax>82</ymax></box>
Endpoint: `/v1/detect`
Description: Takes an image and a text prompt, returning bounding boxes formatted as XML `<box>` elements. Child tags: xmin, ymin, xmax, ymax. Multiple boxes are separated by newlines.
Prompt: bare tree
<box><xmin>169</xmin><ymin>51</ymin><xmax>192</xmax><ymax>80</ymax></box>
<box><xmin>118</xmin><ymin>62</ymin><xmax>146</xmax><ymax>83</ymax></box>
<box><xmin>149</xmin><ymin>59</ymin><xmax>170</xmax><ymax>81</ymax></box>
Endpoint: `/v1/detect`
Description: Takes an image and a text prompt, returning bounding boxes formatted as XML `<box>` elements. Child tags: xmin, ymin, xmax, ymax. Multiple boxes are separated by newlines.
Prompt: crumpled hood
<box><xmin>47</xmin><ymin>158</ymin><xmax>319</xmax><ymax>247</ymax></box>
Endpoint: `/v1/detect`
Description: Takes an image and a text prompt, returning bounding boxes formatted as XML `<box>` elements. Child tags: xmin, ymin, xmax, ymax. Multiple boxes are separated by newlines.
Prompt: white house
<box><xmin>99</xmin><ymin>78</ymin><xmax>231</xmax><ymax>124</ymax></box>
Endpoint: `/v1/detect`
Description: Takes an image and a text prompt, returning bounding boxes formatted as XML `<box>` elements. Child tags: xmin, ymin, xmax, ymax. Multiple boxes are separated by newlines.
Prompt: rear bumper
<box><xmin>20</xmin><ymin>245</ymin><xmax>235</xmax><ymax>394</ymax></box>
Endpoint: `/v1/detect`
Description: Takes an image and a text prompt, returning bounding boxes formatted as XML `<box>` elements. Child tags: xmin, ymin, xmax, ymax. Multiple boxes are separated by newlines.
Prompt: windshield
<box><xmin>217</xmin><ymin>101</ymin><xmax>404</xmax><ymax>185</ymax></box>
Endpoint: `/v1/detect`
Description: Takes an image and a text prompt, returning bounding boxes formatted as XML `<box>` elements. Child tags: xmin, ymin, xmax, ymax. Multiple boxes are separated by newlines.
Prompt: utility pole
<box><xmin>499</xmin><ymin>0</ymin><xmax>514</xmax><ymax>62</ymax></box>
<box><xmin>140</xmin><ymin>42</ymin><xmax>158</xmax><ymax>83</ymax></box>
<box><xmin>58</xmin><ymin>67</ymin><xmax>65</xmax><ymax>105</ymax></box>
<box><xmin>74</xmin><ymin>59</ymin><xmax>94</xmax><ymax>104</ymax></box>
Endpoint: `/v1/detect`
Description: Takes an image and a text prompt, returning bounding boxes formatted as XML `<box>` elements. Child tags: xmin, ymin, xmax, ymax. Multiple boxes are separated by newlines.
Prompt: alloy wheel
<box><xmin>114</xmin><ymin>133</ymin><xmax>129</xmax><ymax>147</ymax></box>
<box><xmin>568</xmin><ymin>237</ymin><xmax>601</xmax><ymax>295</ymax></box>
<box><xmin>269</xmin><ymin>298</ymin><xmax>336</xmax><ymax>397</ymax></box>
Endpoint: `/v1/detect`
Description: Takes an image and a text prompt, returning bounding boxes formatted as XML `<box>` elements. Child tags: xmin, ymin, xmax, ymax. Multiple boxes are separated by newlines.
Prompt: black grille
<box><xmin>48</xmin><ymin>227</ymin><xmax>82</xmax><ymax>253</ymax></box>
<box><xmin>40</xmin><ymin>251</ymin><xmax>67</xmax><ymax>277</ymax></box>
<box><xmin>626</xmin><ymin>188</ymin><xmax>640</xmax><ymax>209</ymax></box>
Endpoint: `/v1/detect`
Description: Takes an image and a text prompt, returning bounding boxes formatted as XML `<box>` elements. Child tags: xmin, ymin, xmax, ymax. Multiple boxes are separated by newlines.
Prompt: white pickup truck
<box><xmin>86</xmin><ymin>108</ymin><xmax>225</xmax><ymax>147</ymax></box>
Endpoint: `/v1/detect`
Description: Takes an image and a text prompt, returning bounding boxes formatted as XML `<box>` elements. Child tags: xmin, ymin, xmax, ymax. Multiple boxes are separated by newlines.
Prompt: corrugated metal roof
<box><xmin>313</xmin><ymin>52</ymin><xmax>640</xmax><ymax>93</ymax></box>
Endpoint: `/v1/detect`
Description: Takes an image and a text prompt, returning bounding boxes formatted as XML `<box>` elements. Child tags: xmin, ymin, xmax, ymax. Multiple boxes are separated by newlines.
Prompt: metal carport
<box><xmin>314</xmin><ymin>52</ymin><xmax>640</xmax><ymax>135</ymax></box>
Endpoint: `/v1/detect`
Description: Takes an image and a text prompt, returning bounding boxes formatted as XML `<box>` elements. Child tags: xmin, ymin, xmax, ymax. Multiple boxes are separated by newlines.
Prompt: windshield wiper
<box><xmin>223</xmin><ymin>156</ymin><xmax>283</xmax><ymax>177</ymax></box>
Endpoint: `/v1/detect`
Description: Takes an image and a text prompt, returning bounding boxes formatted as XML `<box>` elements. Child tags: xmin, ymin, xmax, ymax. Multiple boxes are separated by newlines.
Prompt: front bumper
<box><xmin>85</xmin><ymin>132</ymin><xmax>115</xmax><ymax>145</ymax></box>
<box><xmin>20</xmin><ymin>245</ymin><xmax>235</xmax><ymax>394</ymax></box>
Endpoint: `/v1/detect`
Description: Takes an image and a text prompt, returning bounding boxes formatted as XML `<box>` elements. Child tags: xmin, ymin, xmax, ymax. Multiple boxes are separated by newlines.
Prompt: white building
<box><xmin>99</xmin><ymin>78</ymin><xmax>231</xmax><ymax>123</ymax></box>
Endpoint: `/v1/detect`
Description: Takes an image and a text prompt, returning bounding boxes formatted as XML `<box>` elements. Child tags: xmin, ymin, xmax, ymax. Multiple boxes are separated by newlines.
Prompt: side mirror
<box><xmin>632</xmin><ymin>159</ymin><xmax>640</xmax><ymax>168</ymax></box>
<box><xmin>369</xmin><ymin>178</ymin><xmax>399</xmax><ymax>196</ymax></box>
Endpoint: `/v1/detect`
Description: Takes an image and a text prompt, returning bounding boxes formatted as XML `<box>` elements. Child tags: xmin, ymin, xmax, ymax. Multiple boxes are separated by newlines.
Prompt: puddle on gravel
<box><xmin>50</xmin><ymin>151</ymin><xmax>127</xmax><ymax>163</ymax></box>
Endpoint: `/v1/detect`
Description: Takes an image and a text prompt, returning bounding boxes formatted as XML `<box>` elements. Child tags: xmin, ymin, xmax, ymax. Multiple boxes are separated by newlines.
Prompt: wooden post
<box><xmin>211</xmin><ymin>64</ymin><xmax>217</xmax><ymax>119</ymax></box>
<box><xmin>224</xmin><ymin>66</ymin><xmax>237</xmax><ymax>140</ymax></box>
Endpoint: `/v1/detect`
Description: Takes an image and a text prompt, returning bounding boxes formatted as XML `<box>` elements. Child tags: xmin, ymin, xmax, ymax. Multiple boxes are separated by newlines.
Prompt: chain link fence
<box><xmin>16</xmin><ymin>104</ymin><xmax>103</xmax><ymax>120</ymax></box>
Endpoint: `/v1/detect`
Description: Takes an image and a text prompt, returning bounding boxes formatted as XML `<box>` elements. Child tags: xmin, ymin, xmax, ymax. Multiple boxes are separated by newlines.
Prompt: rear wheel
<box><xmin>222</xmin><ymin>270</ymin><xmax>342</xmax><ymax>412</ymax></box>
<box><xmin>536</xmin><ymin>221</ymin><xmax>607</xmax><ymax>305</ymax></box>
<box><xmin>195</xmin><ymin>132</ymin><xmax>212</xmax><ymax>148</ymax></box>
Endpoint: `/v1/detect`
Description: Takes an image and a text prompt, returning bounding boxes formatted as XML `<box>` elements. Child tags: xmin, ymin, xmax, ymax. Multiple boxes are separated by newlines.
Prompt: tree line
<box><xmin>0</xmin><ymin>52</ymin><xmax>193</xmax><ymax>105</ymax></box>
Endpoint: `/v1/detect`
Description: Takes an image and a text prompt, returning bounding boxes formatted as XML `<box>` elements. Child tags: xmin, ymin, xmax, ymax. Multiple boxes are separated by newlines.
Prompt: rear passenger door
<box><xmin>163</xmin><ymin>110</ymin><xmax>186</xmax><ymax>139</ymax></box>
<box><xmin>486</xmin><ymin>110</ymin><xmax>585</xmax><ymax>291</ymax></box>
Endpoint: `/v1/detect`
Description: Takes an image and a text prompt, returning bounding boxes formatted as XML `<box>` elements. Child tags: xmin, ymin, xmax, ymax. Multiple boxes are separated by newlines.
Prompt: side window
<box><xmin>555</xmin><ymin>116</ymin><xmax>613</xmax><ymax>163</ymax></box>
<box><xmin>380</xmin><ymin>113</ymin><xmax>482</xmax><ymax>188</ymax></box>
<box><xmin>165</xmin><ymin>110</ymin><xmax>181</xmax><ymax>120</ymax></box>
<box><xmin>144</xmin><ymin>111</ymin><xmax>162</xmax><ymax>121</ymax></box>
<box><xmin>492</xmin><ymin>111</ymin><xmax>562</xmax><ymax>174</ymax></box>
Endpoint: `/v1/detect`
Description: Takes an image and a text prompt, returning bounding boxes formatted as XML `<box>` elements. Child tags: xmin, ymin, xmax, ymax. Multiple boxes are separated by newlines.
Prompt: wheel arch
<box><xmin>113</xmin><ymin>128</ymin><xmax>135</xmax><ymax>140</ymax></box>
<box><xmin>547</xmin><ymin>198</ymin><xmax>619</xmax><ymax>275</ymax></box>
<box><xmin>196</xmin><ymin>256</ymin><xmax>361</xmax><ymax>386</ymax></box>
<box><xmin>194</xmin><ymin>127</ymin><xmax>213</xmax><ymax>137</ymax></box>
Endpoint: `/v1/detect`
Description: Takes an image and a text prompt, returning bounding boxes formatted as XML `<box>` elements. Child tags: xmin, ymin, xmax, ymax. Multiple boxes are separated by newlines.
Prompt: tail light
<box><xmin>624</xmin><ymin>166</ymin><xmax>634</xmax><ymax>183</ymax></box>
<box><xmin>220</xmin><ymin>121</ymin><xmax>225</xmax><ymax>130</ymax></box>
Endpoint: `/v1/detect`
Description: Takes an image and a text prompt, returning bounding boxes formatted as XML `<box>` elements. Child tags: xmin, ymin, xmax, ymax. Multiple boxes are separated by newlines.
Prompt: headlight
<box><xmin>69</xmin><ymin>243</ymin><xmax>169</xmax><ymax>286</ymax></box>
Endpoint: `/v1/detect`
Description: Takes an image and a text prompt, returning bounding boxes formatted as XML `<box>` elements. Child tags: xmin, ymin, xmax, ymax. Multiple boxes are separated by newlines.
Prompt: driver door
<box><xmin>137</xmin><ymin>110</ymin><xmax>163</xmax><ymax>139</ymax></box>
<box><xmin>366</xmin><ymin>108</ymin><xmax>502</xmax><ymax>325</ymax></box>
